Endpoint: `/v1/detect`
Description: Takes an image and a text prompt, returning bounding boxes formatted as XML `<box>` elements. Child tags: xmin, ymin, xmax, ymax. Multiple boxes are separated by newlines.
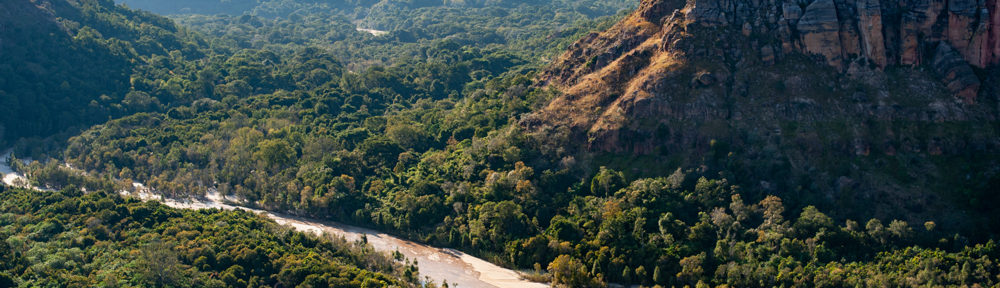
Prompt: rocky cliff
<box><xmin>529</xmin><ymin>0</ymin><xmax>1000</xmax><ymax>152</ymax></box>
<box><xmin>524</xmin><ymin>0</ymin><xmax>1000</xmax><ymax>229</ymax></box>
<box><xmin>541</xmin><ymin>0</ymin><xmax>999</xmax><ymax>102</ymax></box>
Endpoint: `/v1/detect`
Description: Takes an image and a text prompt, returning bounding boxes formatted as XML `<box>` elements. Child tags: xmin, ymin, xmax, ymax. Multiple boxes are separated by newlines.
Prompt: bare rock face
<box><xmin>856</xmin><ymin>0</ymin><xmax>887</xmax><ymax>67</ymax></box>
<box><xmin>783</xmin><ymin>2</ymin><xmax>803</xmax><ymax>21</ymax></box>
<box><xmin>941</xmin><ymin>0</ymin><xmax>1000</xmax><ymax>68</ymax></box>
<box><xmin>534</xmin><ymin>0</ymin><xmax>1000</xmax><ymax>152</ymax></box>
<box><xmin>991</xmin><ymin>0</ymin><xmax>1000</xmax><ymax>65</ymax></box>
<box><xmin>947</xmin><ymin>0</ymin><xmax>980</xmax><ymax>63</ymax></box>
<box><xmin>900</xmin><ymin>0</ymin><xmax>947</xmax><ymax>65</ymax></box>
<box><xmin>679</xmin><ymin>0</ymin><xmax>1000</xmax><ymax>101</ymax></box>
<box><xmin>932</xmin><ymin>42</ymin><xmax>982</xmax><ymax>102</ymax></box>
<box><xmin>638</xmin><ymin>0</ymin><xmax>684</xmax><ymax>23</ymax></box>
<box><xmin>798</xmin><ymin>0</ymin><xmax>846</xmax><ymax>70</ymax></box>
<box><xmin>529</xmin><ymin>0</ymin><xmax>1000</xmax><ymax>231</ymax></box>
<box><xmin>687</xmin><ymin>0</ymin><xmax>732</xmax><ymax>26</ymax></box>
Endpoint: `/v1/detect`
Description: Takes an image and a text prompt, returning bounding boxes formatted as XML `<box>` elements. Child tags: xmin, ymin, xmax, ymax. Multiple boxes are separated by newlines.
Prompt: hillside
<box><xmin>4</xmin><ymin>0</ymin><xmax>1000</xmax><ymax>287</ymax></box>
<box><xmin>0</xmin><ymin>0</ymin><xmax>205</xmax><ymax>146</ymax></box>
<box><xmin>526</xmin><ymin>0</ymin><xmax>1000</xmax><ymax>231</ymax></box>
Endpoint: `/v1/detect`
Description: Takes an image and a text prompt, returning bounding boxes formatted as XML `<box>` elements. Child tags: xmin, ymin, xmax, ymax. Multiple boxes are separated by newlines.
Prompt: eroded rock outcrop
<box><xmin>798</xmin><ymin>0</ymin><xmax>846</xmax><ymax>70</ymax></box>
<box><xmin>933</xmin><ymin>42</ymin><xmax>982</xmax><ymax>102</ymax></box>
<box><xmin>679</xmin><ymin>0</ymin><xmax>1000</xmax><ymax>101</ymax></box>
<box><xmin>532</xmin><ymin>0</ymin><xmax>1000</xmax><ymax>154</ymax></box>
<box><xmin>528</xmin><ymin>0</ymin><xmax>1000</xmax><ymax>235</ymax></box>
<box><xmin>856</xmin><ymin>0</ymin><xmax>887</xmax><ymax>67</ymax></box>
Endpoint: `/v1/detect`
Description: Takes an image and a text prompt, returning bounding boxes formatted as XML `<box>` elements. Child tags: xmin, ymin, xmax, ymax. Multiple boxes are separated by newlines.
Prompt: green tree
<box><xmin>386</xmin><ymin>123</ymin><xmax>432</xmax><ymax>151</ymax></box>
<box><xmin>635</xmin><ymin>265</ymin><xmax>647</xmax><ymax>285</ymax></box>
<box><xmin>866</xmin><ymin>219</ymin><xmax>889</xmax><ymax>245</ymax></box>
<box><xmin>794</xmin><ymin>205</ymin><xmax>834</xmax><ymax>237</ymax></box>
<box><xmin>653</xmin><ymin>265</ymin><xmax>665</xmax><ymax>284</ymax></box>
<box><xmin>590</xmin><ymin>166</ymin><xmax>625</xmax><ymax>197</ymax></box>
<box><xmin>677</xmin><ymin>253</ymin><xmax>705</xmax><ymax>285</ymax></box>
<box><xmin>888</xmin><ymin>220</ymin><xmax>913</xmax><ymax>240</ymax></box>
<box><xmin>621</xmin><ymin>266</ymin><xmax>633</xmax><ymax>285</ymax></box>
<box><xmin>548</xmin><ymin>255</ymin><xmax>596</xmax><ymax>288</ymax></box>
<box><xmin>134</xmin><ymin>240</ymin><xmax>183</xmax><ymax>286</ymax></box>
<box><xmin>254</xmin><ymin>139</ymin><xmax>296</xmax><ymax>169</ymax></box>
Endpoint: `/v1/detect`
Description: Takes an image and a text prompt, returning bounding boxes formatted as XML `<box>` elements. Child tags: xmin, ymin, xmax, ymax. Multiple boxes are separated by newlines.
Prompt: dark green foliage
<box><xmin>6</xmin><ymin>0</ymin><xmax>1000</xmax><ymax>287</ymax></box>
<box><xmin>118</xmin><ymin>0</ymin><xmax>262</xmax><ymax>15</ymax></box>
<box><xmin>0</xmin><ymin>0</ymin><xmax>202</xmax><ymax>144</ymax></box>
<box><xmin>0</xmin><ymin>185</ymin><xmax>414</xmax><ymax>287</ymax></box>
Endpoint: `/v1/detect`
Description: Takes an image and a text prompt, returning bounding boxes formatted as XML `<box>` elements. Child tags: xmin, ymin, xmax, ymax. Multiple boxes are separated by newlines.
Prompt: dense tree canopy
<box><xmin>0</xmin><ymin>185</ymin><xmax>417</xmax><ymax>287</ymax></box>
<box><xmin>4</xmin><ymin>0</ymin><xmax>999</xmax><ymax>286</ymax></box>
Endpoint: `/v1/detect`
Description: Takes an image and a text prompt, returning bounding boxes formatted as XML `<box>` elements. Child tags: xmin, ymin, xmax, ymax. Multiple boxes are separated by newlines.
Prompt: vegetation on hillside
<box><xmin>0</xmin><ymin>0</ymin><xmax>208</xmax><ymax>144</ymax></box>
<box><xmin>4</xmin><ymin>0</ymin><xmax>999</xmax><ymax>286</ymax></box>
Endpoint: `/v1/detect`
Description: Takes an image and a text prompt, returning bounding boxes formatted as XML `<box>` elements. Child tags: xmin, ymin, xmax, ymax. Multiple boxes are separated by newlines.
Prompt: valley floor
<box><xmin>0</xmin><ymin>148</ymin><xmax>546</xmax><ymax>288</ymax></box>
<box><xmin>132</xmin><ymin>189</ymin><xmax>548</xmax><ymax>288</ymax></box>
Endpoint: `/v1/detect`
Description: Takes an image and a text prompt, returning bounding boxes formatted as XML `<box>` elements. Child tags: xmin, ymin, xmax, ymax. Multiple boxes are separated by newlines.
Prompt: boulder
<box><xmin>692</xmin><ymin>72</ymin><xmax>718</xmax><ymax>86</ymax></box>
<box><xmin>782</xmin><ymin>1</ymin><xmax>803</xmax><ymax>23</ymax></box>
<box><xmin>932</xmin><ymin>42</ymin><xmax>981</xmax><ymax>102</ymax></box>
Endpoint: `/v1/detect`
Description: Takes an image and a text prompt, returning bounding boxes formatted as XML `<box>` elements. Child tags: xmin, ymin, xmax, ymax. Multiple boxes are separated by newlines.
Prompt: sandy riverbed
<box><xmin>132</xmin><ymin>189</ymin><xmax>548</xmax><ymax>288</ymax></box>
<box><xmin>2</xmin><ymin>148</ymin><xmax>547</xmax><ymax>288</ymax></box>
<box><xmin>357</xmin><ymin>27</ymin><xmax>389</xmax><ymax>36</ymax></box>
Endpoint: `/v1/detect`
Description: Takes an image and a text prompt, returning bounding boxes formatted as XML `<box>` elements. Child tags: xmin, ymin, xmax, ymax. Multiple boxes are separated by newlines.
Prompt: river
<box><xmin>0</xmin><ymin>150</ymin><xmax>44</xmax><ymax>190</ymax></box>
<box><xmin>0</xmin><ymin>150</ymin><xmax>548</xmax><ymax>288</ymax></box>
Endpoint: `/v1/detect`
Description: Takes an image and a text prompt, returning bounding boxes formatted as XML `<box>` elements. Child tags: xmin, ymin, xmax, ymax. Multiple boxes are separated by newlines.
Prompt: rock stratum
<box><xmin>525</xmin><ymin>0</ymin><xmax>1000</xmax><ymax>231</ymax></box>
<box><xmin>540</xmin><ymin>0</ymin><xmax>1000</xmax><ymax>102</ymax></box>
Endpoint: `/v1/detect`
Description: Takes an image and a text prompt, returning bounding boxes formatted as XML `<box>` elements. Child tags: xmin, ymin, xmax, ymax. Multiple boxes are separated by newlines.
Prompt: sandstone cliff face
<box><xmin>701</xmin><ymin>0</ymin><xmax>1000</xmax><ymax>69</ymax></box>
<box><xmin>684</xmin><ymin>0</ymin><xmax>999</xmax><ymax>99</ymax></box>
<box><xmin>527</xmin><ymin>0</ymin><xmax>1000</xmax><ymax>225</ymax></box>
<box><xmin>857</xmin><ymin>0</ymin><xmax>887</xmax><ymax>67</ymax></box>
<box><xmin>562</xmin><ymin>0</ymin><xmax>1000</xmax><ymax>102</ymax></box>
<box><xmin>533</xmin><ymin>0</ymin><xmax>1000</xmax><ymax>140</ymax></box>
<box><xmin>798</xmin><ymin>0</ymin><xmax>846</xmax><ymax>70</ymax></box>
<box><xmin>533</xmin><ymin>0</ymin><xmax>999</xmax><ymax>148</ymax></box>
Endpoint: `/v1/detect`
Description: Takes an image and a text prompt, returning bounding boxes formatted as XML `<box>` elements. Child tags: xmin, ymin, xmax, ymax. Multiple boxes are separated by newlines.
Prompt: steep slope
<box><xmin>0</xmin><ymin>0</ymin><xmax>127</xmax><ymax>143</ymax></box>
<box><xmin>0</xmin><ymin>0</ymin><xmax>201</xmax><ymax>145</ymax></box>
<box><xmin>525</xmin><ymin>0</ymin><xmax>1000</xmax><ymax>230</ymax></box>
<box><xmin>538</xmin><ymin>0</ymin><xmax>999</xmax><ymax>100</ymax></box>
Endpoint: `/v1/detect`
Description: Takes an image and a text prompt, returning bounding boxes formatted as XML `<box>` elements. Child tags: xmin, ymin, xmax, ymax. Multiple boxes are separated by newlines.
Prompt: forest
<box><xmin>2</xmin><ymin>0</ymin><xmax>999</xmax><ymax>286</ymax></box>
<box><xmin>0</xmin><ymin>185</ymin><xmax>418</xmax><ymax>287</ymax></box>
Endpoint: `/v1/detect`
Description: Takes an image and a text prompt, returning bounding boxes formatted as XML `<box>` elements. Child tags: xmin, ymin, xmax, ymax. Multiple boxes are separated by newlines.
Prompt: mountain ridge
<box><xmin>540</xmin><ymin>0</ymin><xmax>1000</xmax><ymax>100</ymax></box>
<box><xmin>524</xmin><ymin>0</ymin><xmax>1000</xmax><ymax>230</ymax></box>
